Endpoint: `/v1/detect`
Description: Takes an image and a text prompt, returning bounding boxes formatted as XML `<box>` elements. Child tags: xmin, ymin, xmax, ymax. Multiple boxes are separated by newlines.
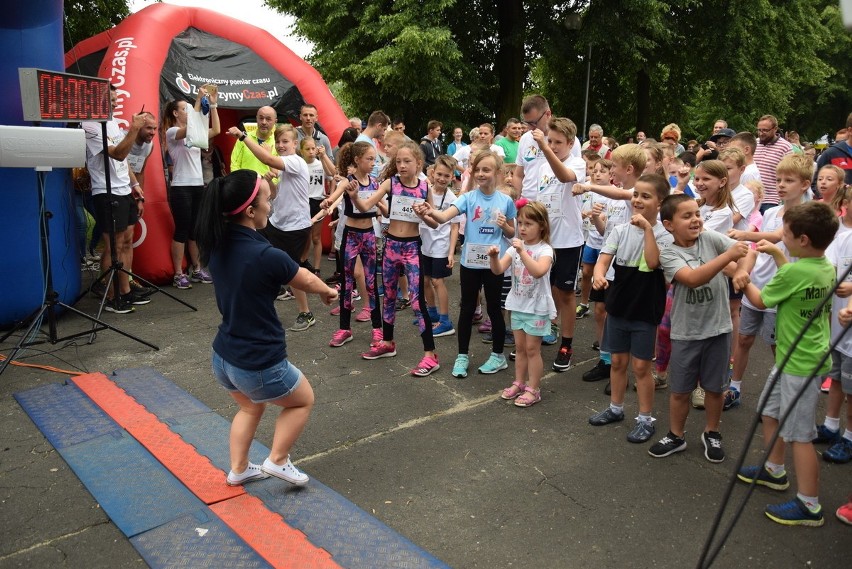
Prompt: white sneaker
<box><xmin>261</xmin><ymin>456</ymin><xmax>309</xmax><ymax>486</ymax></box>
<box><xmin>226</xmin><ymin>462</ymin><xmax>270</xmax><ymax>486</ymax></box>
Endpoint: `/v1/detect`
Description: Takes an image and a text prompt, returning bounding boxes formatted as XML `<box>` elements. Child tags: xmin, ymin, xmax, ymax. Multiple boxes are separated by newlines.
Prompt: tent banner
<box><xmin>159</xmin><ymin>27</ymin><xmax>301</xmax><ymax>109</ymax></box>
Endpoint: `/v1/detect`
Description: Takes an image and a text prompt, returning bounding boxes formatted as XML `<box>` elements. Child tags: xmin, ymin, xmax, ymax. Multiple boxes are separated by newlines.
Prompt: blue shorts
<box><xmin>212</xmin><ymin>350</ymin><xmax>303</xmax><ymax>403</ymax></box>
<box><xmin>511</xmin><ymin>311</ymin><xmax>550</xmax><ymax>336</ymax></box>
<box><xmin>602</xmin><ymin>314</ymin><xmax>656</xmax><ymax>360</ymax></box>
<box><xmin>581</xmin><ymin>245</ymin><xmax>601</xmax><ymax>265</ymax></box>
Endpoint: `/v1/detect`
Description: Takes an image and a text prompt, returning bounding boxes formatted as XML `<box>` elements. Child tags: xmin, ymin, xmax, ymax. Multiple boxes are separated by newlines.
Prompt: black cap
<box><xmin>709</xmin><ymin>128</ymin><xmax>736</xmax><ymax>142</ymax></box>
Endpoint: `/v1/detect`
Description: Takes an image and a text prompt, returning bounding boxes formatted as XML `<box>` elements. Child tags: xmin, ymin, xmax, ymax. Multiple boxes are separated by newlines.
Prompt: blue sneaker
<box><xmin>504</xmin><ymin>332</ymin><xmax>515</xmax><ymax>346</ymax></box>
<box><xmin>478</xmin><ymin>353</ymin><xmax>508</xmax><ymax>374</ymax></box>
<box><xmin>542</xmin><ymin>323</ymin><xmax>558</xmax><ymax>346</ymax></box>
<box><xmin>764</xmin><ymin>497</ymin><xmax>824</xmax><ymax>527</ymax></box>
<box><xmin>736</xmin><ymin>465</ymin><xmax>789</xmax><ymax>491</ymax></box>
<box><xmin>723</xmin><ymin>387</ymin><xmax>741</xmax><ymax>410</ymax></box>
<box><xmin>432</xmin><ymin>320</ymin><xmax>456</xmax><ymax>337</ymax></box>
<box><xmin>813</xmin><ymin>424</ymin><xmax>841</xmax><ymax>445</ymax></box>
<box><xmin>823</xmin><ymin>437</ymin><xmax>852</xmax><ymax>464</ymax></box>
<box><xmin>452</xmin><ymin>354</ymin><xmax>470</xmax><ymax>378</ymax></box>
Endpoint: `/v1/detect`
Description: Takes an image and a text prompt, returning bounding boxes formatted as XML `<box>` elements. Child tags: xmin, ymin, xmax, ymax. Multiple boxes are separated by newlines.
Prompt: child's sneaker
<box><xmin>764</xmin><ymin>497</ymin><xmax>824</xmax><ymax>527</ymax></box>
<box><xmin>330</xmin><ymin>305</ymin><xmax>341</xmax><ymax>316</ymax></box>
<box><xmin>588</xmin><ymin>407</ymin><xmax>624</xmax><ymax>426</ymax></box>
<box><xmin>290</xmin><ymin>312</ymin><xmax>315</xmax><ymax>331</ymax></box>
<box><xmin>329</xmin><ymin>329</ymin><xmax>353</xmax><ymax>347</ymax></box>
<box><xmin>478</xmin><ymin>353</ymin><xmax>508</xmax><ymax>374</ymax></box>
<box><xmin>626</xmin><ymin>419</ymin><xmax>656</xmax><ymax>443</ymax></box>
<box><xmin>648</xmin><ymin>432</ymin><xmax>687</xmax><ymax>458</ymax></box>
<box><xmin>702</xmin><ymin>431</ymin><xmax>725</xmax><ymax>463</ymax></box>
<box><xmin>504</xmin><ymin>332</ymin><xmax>515</xmax><ymax>346</ymax></box>
<box><xmin>472</xmin><ymin>306</ymin><xmax>483</xmax><ymax>323</ymax></box>
<box><xmin>736</xmin><ymin>465</ymin><xmax>789</xmax><ymax>490</ymax></box>
<box><xmin>813</xmin><ymin>424</ymin><xmax>841</xmax><ymax>445</ymax></box>
<box><xmin>370</xmin><ymin>328</ymin><xmax>383</xmax><ymax>346</ymax></box>
<box><xmin>276</xmin><ymin>288</ymin><xmax>295</xmax><ymax>301</ymax></box>
<box><xmin>552</xmin><ymin>347</ymin><xmax>573</xmax><ymax>372</ymax></box>
<box><xmin>823</xmin><ymin>437</ymin><xmax>852</xmax><ymax>464</ymax></box>
<box><xmin>723</xmin><ymin>387</ymin><xmax>741</xmax><ymax>410</ymax></box>
<box><xmin>582</xmin><ymin>360</ymin><xmax>610</xmax><ymax>382</ymax></box>
<box><xmin>362</xmin><ymin>341</ymin><xmax>396</xmax><ymax>360</ymax></box>
<box><xmin>432</xmin><ymin>320</ymin><xmax>455</xmax><ymax>337</ymax></box>
<box><xmin>652</xmin><ymin>370</ymin><xmax>668</xmax><ymax>390</ymax></box>
<box><xmin>477</xmin><ymin>318</ymin><xmax>491</xmax><ymax>333</ymax></box>
<box><xmin>691</xmin><ymin>386</ymin><xmax>706</xmax><ymax>409</ymax></box>
<box><xmin>173</xmin><ymin>273</ymin><xmax>192</xmax><ymax>289</ymax></box>
<box><xmin>542</xmin><ymin>323</ymin><xmax>558</xmax><ymax>346</ymax></box>
<box><xmin>575</xmin><ymin>303</ymin><xmax>590</xmax><ymax>319</ymax></box>
<box><xmin>481</xmin><ymin>332</ymin><xmax>494</xmax><ymax>344</ymax></box>
<box><xmin>355</xmin><ymin>307</ymin><xmax>372</xmax><ymax>322</ymax></box>
<box><xmin>452</xmin><ymin>354</ymin><xmax>470</xmax><ymax>378</ymax></box>
<box><xmin>395</xmin><ymin>297</ymin><xmax>411</xmax><ymax>311</ymax></box>
<box><xmin>261</xmin><ymin>456</ymin><xmax>309</xmax><ymax>486</ymax></box>
<box><xmin>820</xmin><ymin>377</ymin><xmax>831</xmax><ymax>393</ymax></box>
<box><xmin>226</xmin><ymin>462</ymin><xmax>270</xmax><ymax>486</ymax></box>
<box><xmin>411</xmin><ymin>354</ymin><xmax>440</xmax><ymax>377</ymax></box>
<box><xmin>190</xmin><ymin>267</ymin><xmax>213</xmax><ymax>284</ymax></box>
<box><xmin>836</xmin><ymin>498</ymin><xmax>852</xmax><ymax>525</ymax></box>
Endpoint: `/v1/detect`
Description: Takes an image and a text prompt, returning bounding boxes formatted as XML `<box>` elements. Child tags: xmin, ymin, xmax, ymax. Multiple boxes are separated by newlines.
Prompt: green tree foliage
<box><xmin>64</xmin><ymin>1</ymin><xmax>132</xmax><ymax>53</ymax></box>
<box><xmin>267</xmin><ymin>0</ymin><xmax>845</xmax><ymax>141</ymax></box>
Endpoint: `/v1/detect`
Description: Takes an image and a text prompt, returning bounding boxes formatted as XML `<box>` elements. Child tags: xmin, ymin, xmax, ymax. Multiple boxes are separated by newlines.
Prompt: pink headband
<box><xmin>227</xmin><ymin>176</ymin><xmax>262</xmax><ymax>216</ymax></box>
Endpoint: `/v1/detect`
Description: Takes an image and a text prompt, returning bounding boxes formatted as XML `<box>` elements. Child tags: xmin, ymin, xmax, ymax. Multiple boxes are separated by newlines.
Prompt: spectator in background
<box><xmin>636</xmin><ymin>131</ymin><xmax>647</xmax><ymax>143</ymax></box>
<box><xmin>295</xmin><ymin>104</ymin><xmax>333</xmax><ymax>157</ymax></box>
<box><xmin>660</xmin><ymin>123</ymin><xmax>685</xmax><ymax>156</ymax></box>
<box><xmin>713</xmin><ymin>119</ymin><xmax>728</xmax><ymax>135</ymax></box>
<box><xmin>814</xmin><ymin>112</ymin><xmax>852</xmax><ymax>188</ymax></box>
<box><xmin>420</xmin><ymin>119</ymin><xmax>443</xmax><ymax>171</ymax></box>
<box><xmin>582</xmin><ymin>124</ymin><xmax>611</xmax><ymax>159</ymax></box>
<box><xmin>447</xmin><ymin>126</ymin><xmax>467</xmax><ymax>157</ymax></box>
<box><xmin>349</xmin><ymin>117</ymin><xmax>362</xmax><ymax>133</ymax></box>
<box><xmin>785</xmin><ymin>131</ymin><xmax>804</xmax><ymax>153</ymax></box>
<box><xmin>754</xmin><ymin>114</ymin><xmax>794</xmax><ymax>212</ymax></box>
<box><xmin>392</xmin><ymin>118</ymin><xmax>411</xmax><ymax>141</ymax></box>
<box><xmin>495</xmin><ymin>118</ymin><xmax>523</xmax><ymax>164</ymax></box>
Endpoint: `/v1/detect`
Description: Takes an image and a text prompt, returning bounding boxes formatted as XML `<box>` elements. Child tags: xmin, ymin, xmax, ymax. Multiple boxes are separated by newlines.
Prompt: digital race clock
<box><xmin>19</xmin><ymin>68</ymin><xmax>111</xmax><ymax>122</ymax></box>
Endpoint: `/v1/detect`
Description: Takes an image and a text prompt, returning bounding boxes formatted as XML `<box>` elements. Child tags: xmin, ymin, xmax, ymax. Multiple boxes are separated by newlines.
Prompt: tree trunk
<box><xmin>495</xmin><ymin>0</ymin><xmax>524</xmax><ymax>129</ymax></box>
<box><xmin>636</xmin><ymin>68</ymin><xmax>651</xmax><ymax>136</ymax></box>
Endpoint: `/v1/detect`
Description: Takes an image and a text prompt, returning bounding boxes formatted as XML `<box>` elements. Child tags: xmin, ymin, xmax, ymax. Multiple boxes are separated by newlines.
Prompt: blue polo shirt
<box><xmin>209</xmin><ymin>224</ymin><xmax>299</xmax><ymax>370</ymax></box>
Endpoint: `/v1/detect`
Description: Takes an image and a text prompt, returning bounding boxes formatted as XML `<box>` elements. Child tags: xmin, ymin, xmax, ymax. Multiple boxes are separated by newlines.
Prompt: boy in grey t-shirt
<box><xmin>649</xmin><ymin>194</ymin><xmax>750</xmax><ymax>463</ymax></box>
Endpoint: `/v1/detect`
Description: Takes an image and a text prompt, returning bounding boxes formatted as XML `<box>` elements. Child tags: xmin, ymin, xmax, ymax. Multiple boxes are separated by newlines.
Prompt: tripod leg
<box><xmin>54</xmin><ymin>302</ymin><xmax>159</xmax><ymax>350</ymax></box>
<box><xmin>0</xmin><ymin>305</ymin><xmax>50</xmax><ymax>376</ymax></box>
<box><xmin>120</xmin><ymin>268</ymin><xmax>197</xmax><ymax>311</ymax></box>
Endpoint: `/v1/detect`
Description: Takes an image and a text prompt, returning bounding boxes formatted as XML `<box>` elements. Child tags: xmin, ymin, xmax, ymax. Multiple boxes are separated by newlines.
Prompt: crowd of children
<box><xmin>213</xmin><ymin>104</ymin><xmax>852</xmax><ymax>529</ymax></box>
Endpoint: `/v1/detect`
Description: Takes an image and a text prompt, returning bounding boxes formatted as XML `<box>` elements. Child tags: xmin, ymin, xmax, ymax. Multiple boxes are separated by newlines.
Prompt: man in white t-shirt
<box><xmin>513</xmin><ymin>94</ymin><xmax>581</xmax><ymax>201</ymax></box>
<box><xmin>82</xmin><ymin>86</ymin><xmax>147</xmax><ymax>312</ymax></box>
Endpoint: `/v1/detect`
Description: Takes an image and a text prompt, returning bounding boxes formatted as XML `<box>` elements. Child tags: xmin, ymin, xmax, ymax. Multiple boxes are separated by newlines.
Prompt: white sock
<box><xmin>729</xmin><ymin>380</ymin><xmax>742</xmax><ymax>391</ymax></box>
<box><xmin>797</xmin><ymin>493</ymin><xmax>820</xmax><ymax>513</ymax></box>
<box><xmin>843</xmin><ymin>429</ymin><xmax>852</xmax><ymax>442</ymax></box>
<box><xmin>823</xmin><ymin>416</ymin><xmax>840</xmax><ymax>431</ymax></box>
<box><xmin>610</xmin><ymin>402</ymin><xmax>624</xmax><ymax>415</ymax></box>
<box><xmin>638</xmin><ymin>412</ymin><xmax>654</xmax><ymax>424</ymax></box>
<box><xmin>765</xmin><ymin>461</ymin><xmax>785</xmax><ymax>476</ymax></box>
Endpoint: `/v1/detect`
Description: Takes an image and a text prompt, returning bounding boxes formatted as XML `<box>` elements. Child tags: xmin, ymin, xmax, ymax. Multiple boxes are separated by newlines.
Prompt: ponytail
<box><xmin>195</xmin><ymin>169</ymin><xmax>262</xmax><ymax>266</ymax></box>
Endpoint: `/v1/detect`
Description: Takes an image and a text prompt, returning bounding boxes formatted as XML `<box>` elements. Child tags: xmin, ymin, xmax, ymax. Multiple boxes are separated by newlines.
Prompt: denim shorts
<box><xmin>212</xmin><ymin>350</ymin><xmax>303</xmax><ymax>403</ymax></box>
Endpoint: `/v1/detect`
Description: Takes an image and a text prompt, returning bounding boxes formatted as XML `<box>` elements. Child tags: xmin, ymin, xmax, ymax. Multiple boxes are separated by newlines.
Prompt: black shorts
<box><xmin>262</xmin><ymin>224</ymin><xmax>311</xmax><ymax>262</ymax></box>
<box><xmin>93</xmin><ymin>193</ymin><xmax>138</xmax><ymax>233</ymax></box>
<box><xmin>422</xmin><ymin>255</ymin><xmax>452</xmax><ymax>279</ymax></box>
<box><xmin>309</xmin><ymin>198</ymin><xmax>323</xmax><ymax>219</ymax></box>
<box><xmin>589</xmin><ymin>282</ymin><xmax>610</xmax><ymax>303</ymax></box>
<box><xmin>549</xmin><ymin>246</ymin><xmax>583</xmax><ymax>291</ymax></box>
<box><xmin>728</xmin><ymin>277</ymin><xmax>743</xmax><ymax>300</ymax></box>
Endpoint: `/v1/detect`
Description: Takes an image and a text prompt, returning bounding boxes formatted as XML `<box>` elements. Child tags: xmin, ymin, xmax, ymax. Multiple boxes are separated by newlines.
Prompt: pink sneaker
<box><xmin>330</xmin><ymin>305</ymin><xmax>341</xmax><ymax>316</ymax></box>
<box><xmin>355</xmin><ymin>307</ymin><xmax>372</xmax><ymax>322</ymax></box>
<box><xmin>478</xmin><ymin>318</ymin><xmax>492</xmax><ymax>333</ymax></box>
<box><xmin>411</xmin><ymin>354</ymin><xmax>440</xmax><ymax>377</ymax></box>
<box><xmin>821</xmin><ymin>377</ymin><xmax>832</xmax><ymax>393</ymax></box>
<box><xmin>329</xmin><ymin>329</ymin><xmax>353</xmax><ymax>347</ymax></box>
<box><xmin>472</xmin><ymin>306</ymin><xmax>483</xmax><ymax>323</ymax></box>
<box><xmin>362</xmin><ymin>341</ymin><xmax>396</xmax><ymax>360</ymax></box>
<box><xmin>371</xmin><ymin>328</ymin><xmax>383</xmax><ymax>346</ymax></box>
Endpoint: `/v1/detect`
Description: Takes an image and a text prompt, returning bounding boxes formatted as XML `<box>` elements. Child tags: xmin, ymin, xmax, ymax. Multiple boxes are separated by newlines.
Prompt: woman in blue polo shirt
<box><xmin>195</xmin><ymin>170</ymin><xmax>337</xmax><ymax>487</ymax></box>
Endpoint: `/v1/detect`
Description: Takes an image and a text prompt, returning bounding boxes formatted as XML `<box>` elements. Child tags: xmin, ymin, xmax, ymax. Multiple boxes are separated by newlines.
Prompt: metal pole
<box><xmin>583</xmin><ymin>44</ymin><xmax>592</xmax><ymax>137</ymax></box>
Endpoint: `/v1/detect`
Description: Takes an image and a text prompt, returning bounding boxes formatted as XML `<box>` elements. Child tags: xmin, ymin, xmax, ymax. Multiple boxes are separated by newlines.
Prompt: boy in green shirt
<box><xmin>738</xmin><ymin>200</ymin><xmax>838</xmax><ymax>527</ymax></box>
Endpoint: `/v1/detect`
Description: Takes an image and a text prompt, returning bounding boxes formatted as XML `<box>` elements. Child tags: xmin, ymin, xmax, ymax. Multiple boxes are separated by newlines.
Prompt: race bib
<box><xmin>539</xmin><ymin>192</ymin><xmax>562</xmax><ymax>216</ymax></box>
<box><xmin>358</xmin><ymin>190</ymin><xmax>377</xmax><ymax>213</ymax></box>
<box><xmin>389</xmin><ymin>195</ymin><xmax>423</xmax><ymax>222</ymax></box>
<box><xmin>464</xmin><ymin>243</ymin><xmax>491</xmax><ymax>268</ymax></box>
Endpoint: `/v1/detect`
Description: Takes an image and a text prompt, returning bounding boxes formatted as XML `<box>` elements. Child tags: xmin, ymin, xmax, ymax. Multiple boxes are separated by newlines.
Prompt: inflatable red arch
<box><xmin>65</xmin><ymin>3</ymin><xmax>347</xmax><ymax>283</ymax></box>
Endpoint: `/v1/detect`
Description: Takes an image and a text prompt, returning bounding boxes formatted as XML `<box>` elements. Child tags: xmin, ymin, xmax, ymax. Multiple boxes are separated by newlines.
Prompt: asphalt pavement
<box><xmin>0</xmin><ymin>257</ymin><xmax>849</xmax><ymax>568</ymax></box>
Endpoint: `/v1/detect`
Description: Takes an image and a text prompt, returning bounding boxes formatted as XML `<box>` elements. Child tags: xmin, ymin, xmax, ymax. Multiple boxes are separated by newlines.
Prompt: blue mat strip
<box><xmin>15</xmin><ymin>381</ymin><xmax>271</xmax><ymax>567</ymax></box>
<box><xmin>114</xmin><ymin>367</ymin><xmax>450</xmax><ymax>569</ymax></box>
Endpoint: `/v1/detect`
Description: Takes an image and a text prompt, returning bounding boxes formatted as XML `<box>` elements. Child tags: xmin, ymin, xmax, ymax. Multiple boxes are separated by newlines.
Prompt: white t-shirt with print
<box><xmin>504</xmin><ymin>241</ymin><xmax>557</xmax><ymax>319</ymax></box>
<box><xmin>535</xmin><ymin>154</ymin><xmax>586</xmax><ymax>248</ymax></box>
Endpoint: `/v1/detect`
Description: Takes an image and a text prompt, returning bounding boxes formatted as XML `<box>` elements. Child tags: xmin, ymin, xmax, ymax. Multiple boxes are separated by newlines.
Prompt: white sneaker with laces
<box><xmin>226</xmin><ymin>462</ymin><xmax>270</xmax><ymax>486</ymax></box>
<box><xmin>261</xmin><ymin>456</ymin><xmax>309</xmax><ymax>486</ymax></box>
